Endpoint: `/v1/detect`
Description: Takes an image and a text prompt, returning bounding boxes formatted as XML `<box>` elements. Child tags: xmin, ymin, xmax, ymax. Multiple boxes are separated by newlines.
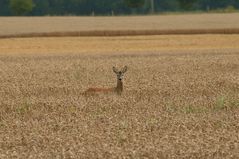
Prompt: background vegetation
<box><xmin>0</xmin><ymin>0</ymin><xmax>239</xmax><ymax>16</ymax></box>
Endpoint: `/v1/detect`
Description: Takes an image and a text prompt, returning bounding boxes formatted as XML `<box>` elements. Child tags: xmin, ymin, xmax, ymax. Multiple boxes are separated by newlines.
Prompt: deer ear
<box><xmin>122</xmin><ymin>66</ymin><xmax>128</xmax><ymax>73</ymax></box>
<box><xmin>113</xmin><ymin>66</ymin><xmax>118</xmax><ymax>73</ymax></box>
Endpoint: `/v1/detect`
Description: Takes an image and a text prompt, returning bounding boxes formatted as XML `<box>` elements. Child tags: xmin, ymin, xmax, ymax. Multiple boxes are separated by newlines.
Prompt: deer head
<box><xmin>113</xmin><ymin>66</ymin><xmax>127</xmax><ymax>81</ymax></box>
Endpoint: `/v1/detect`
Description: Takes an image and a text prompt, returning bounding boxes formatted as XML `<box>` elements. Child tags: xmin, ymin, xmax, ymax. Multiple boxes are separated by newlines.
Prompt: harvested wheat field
<box><xmin>1</xmin><ymin>13</ymin><xmax>239</xmax><ymax>38</ymax></box>
<box><xmin>1</xmin><ymin>24</ymin><xmax>239</xmax><ymax>158</ymax></box>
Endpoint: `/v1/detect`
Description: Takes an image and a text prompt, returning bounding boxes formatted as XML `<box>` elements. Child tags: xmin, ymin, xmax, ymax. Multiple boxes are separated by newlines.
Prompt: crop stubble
<box><xmin>1</xmin><ymin>13</ymin><xmax>239</xmax><ymax>38</ymax></box>
<box><xmin>1</xmin><ymin>35</ymin><xmax>239</xmax><ymax>55</ymax></box>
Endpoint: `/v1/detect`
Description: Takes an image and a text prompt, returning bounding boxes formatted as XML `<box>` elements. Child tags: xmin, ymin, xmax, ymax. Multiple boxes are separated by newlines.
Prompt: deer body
<box><xmin>82</xmin><ymin>66</ymin><xmax>127</xmax><ymax>95</ymax></box>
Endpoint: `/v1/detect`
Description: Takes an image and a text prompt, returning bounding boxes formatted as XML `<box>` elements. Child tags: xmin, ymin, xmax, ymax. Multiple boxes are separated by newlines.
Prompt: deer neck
<box><xmin>115</xmin><ymin>79</ymin><xmax>123</xmax><ymax>94</ymax></box>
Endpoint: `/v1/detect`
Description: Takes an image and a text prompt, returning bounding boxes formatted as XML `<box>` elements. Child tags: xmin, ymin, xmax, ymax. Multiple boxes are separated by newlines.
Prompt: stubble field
<box><xmin>1</xmin><ymin>13</ymin><xmax>239</xmax><ymax>38</ymax></box>
<box><xmin>0</xmin><ymin>14</ymin><xmax>239</xmax><ymax>158</ymax></box>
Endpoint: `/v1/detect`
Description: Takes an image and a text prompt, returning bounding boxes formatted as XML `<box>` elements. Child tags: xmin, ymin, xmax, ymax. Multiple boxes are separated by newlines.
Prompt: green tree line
<box><xmin>0</xmin><ymin>0</ymin><xmax>239</xmax><ymax>16</ymax></box>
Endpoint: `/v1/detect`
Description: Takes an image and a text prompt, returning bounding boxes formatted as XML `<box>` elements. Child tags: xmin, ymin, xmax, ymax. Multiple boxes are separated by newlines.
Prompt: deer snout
<box><xmin>118</xmin><ymin>75</ymin><xmax>123</xmax><ymax>80</ymax></box>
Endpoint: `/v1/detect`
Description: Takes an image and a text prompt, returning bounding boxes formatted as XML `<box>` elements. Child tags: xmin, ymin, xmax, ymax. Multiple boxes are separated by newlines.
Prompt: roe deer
<box><xmin>82</xmin><ymin>66</ymin><xmax>127</xmax><ymax>95</ymax></box>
